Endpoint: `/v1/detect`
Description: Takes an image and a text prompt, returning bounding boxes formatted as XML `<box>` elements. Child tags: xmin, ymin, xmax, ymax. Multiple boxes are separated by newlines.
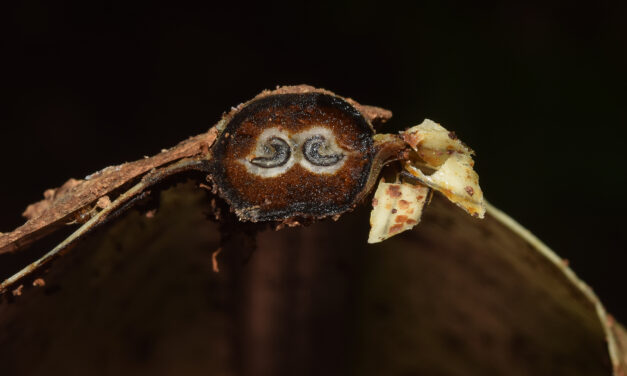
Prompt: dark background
<box><xmin>2</xmin><ymin>1</ymin><xmax>626</xmax><ymax>321</ymax></box>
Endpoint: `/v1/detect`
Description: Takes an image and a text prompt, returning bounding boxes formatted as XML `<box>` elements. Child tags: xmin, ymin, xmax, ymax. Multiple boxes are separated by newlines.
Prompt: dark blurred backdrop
<box><xmin>2</xmin><ymin>2</ymin><xmax>626</xmax><ymax>320</ymax></box>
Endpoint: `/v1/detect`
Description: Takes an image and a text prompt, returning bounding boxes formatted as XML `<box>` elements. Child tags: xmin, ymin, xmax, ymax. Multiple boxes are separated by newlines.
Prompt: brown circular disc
<box><xmin>209</xmin><ymin>91</ymin><xmax>376</xmax><ymax>222</ymax></box>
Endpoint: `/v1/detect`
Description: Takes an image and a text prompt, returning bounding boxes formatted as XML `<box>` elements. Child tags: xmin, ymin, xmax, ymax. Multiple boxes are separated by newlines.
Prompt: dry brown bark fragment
<box><xmin>0</xmin><ymin>130</ymin><xmax>217</xmax><ymax>255</ymax></box>
<box><xmin>0</xmin><ymin>85</ymin><xmax>391</xmax><ymax>257</ymax></box>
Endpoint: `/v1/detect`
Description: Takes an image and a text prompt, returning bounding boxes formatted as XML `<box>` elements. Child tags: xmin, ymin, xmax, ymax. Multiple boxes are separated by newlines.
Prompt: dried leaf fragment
<box><xmin>401</xmin><ymin>118</ymin><xmax>473</xmax><ymax>168</ymax></box>
<box><xmin>402</xmin><ymin>119</ymin><xmax>486</xmax><ymax>218</ymax></box>
<box><xmin>368</xmin><ymin>118</ymin><xmax>485</xmax><ymax>243</ymax></box>
<box><xmin>368</xmin><ymin>180</ymin><xmax>430</xmax><ymax>243</ymax></box>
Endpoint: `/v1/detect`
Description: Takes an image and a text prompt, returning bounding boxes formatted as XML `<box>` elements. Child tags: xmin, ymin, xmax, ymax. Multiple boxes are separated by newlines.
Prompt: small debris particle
<box><xmin>372</xmin><ymin>198</ymin><xmax>378</xmax><ymax>207</ymax></box>
<box><xmin>145</xmin><ymin>209</ymin><xmax>157</xmax><ymax>219</ymax></box>
<box><xmin>212</xmin><ymin>248</ymin><xmax>222</xmax><ymax>273</ymax></box>
<box><xmin>283</xmin><ymin>218</ymin><xmax>301</xmax><ymax>227</ymax></box>
<box><xmin>448</xmin><ymin>131</ymin><xmax>458</xmax><ymax>140</ymax></box>
<box><xmin>391</xmin><ymin>209</ymin><xmax>397</xmax><ymax>214</ymax></box>
<box><xmin>561</xmin><ymin>258</ymin><xmax>570</xmax><ymax>267</ymax></box>
<box><xmin>389</xmin><ymin>224</ymin><xmax>403</xmax><ymax>234</ymax></box>
<box><xmin>401</xmin><ymin>131</ymin><xmax>421</xmax><ymax>149</ymax></box>
<box><xmin>200</xmin><ymin>142</ymin><xmax>210</xmax><ymax>155</ymax></box>
<box><xmin>395</xmin><ymin>215</ymin><xmax>408</xmax><ymax>224</ymax></box>
<box><xmin>32</xmin><ymin>278</ymin><xmax>45</xmax><ymax>287</ymax></box>
<box><xmin>398</xmin><ymin>199</ymin><xmax>410</xmax><ymax>209</ymax></box>
<box><xmin>96</xmin><ymin>196</ymin><xmax>111</xmax><ymax>209</ymax></box>
<box><xmin>387</xmin><ymin>185</ymin><xmax>402</xmax><ymax>198</ymax></box>
<box><xmin>607</xmin><ymin>314</ymin><xmax>615</xmax><ymax>327</ymax></box>
<box><xmin>44</xmin><ymin>189</ymin><xmax>56</xmax><ymax>200</ymax></box>
<box><xmin>465</xmin><ymin>186</ymin><xmax>474</xmax><ymax>196</ymax></box>
<box><xmin>12</xmin><ymin>284</ymin><xmax>23</xmax><ymax>297</ymax></box>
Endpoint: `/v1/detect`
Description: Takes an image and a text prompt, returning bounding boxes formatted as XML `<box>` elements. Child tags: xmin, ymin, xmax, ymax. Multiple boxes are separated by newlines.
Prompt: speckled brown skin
<box><xmin>0</xmin><ymin>131</ymin><xmax>217</xmax><ymax>255</ymax></box>
<box><xmin>208</xmin><ymin>88</ymin><xmax>404</xmax><ymax>222</ymax></box>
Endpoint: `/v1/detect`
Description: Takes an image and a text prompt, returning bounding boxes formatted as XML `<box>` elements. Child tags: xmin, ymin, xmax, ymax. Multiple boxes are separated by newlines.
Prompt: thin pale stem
<box><xmin>0</xmin><ymin>157</ymin><xmax>209</xmax><ymax>295</ymax></box>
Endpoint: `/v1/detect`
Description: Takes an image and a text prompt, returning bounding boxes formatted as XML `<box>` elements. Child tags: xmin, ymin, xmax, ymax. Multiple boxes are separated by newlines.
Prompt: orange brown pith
<box><xmin>209</xmin><ymin>91</ymin><xmax>377</xmax><ymax>222</ymax></box>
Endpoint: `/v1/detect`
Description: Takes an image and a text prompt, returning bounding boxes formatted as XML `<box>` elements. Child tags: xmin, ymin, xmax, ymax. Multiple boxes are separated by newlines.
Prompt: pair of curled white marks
<box><xmin>241</xmin><ymin>126</ymin><xmax>348</xmax><ymax>178</ymax></box>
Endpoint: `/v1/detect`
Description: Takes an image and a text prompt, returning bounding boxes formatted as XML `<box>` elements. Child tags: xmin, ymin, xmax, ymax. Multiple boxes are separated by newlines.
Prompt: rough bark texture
<box><xmin>0</xmin><ymin>182</ymin><xmax>624</xmax><ymax>375</ymax></box>
<box><xmin>0</xmin><ymin>130</ymin><xmax>217</xmax><ymax>255</ymax></box>
<box><xmin>0</xmin><ymin>85</ymin><xmax>392</xmax><ymax>257</ymax></box>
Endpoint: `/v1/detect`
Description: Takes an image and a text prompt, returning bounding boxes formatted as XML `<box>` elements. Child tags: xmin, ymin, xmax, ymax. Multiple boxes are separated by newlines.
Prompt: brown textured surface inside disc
<box><xmin>210</xmin><ymin>92</ymin><xmax>375</xmax><ymax>221</ymax></box>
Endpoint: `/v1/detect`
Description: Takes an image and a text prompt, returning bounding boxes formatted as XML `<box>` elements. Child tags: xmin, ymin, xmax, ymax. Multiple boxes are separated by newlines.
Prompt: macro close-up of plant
<box><xmin>2</xmin><ymin>2</ymin><xmax>626</xmax><ymax>376</ymax></box>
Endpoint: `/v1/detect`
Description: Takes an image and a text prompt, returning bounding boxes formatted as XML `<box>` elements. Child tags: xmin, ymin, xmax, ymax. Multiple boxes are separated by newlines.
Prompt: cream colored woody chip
<box><xmin>401</xmin><ymin>119</ymin><xmax>486</xmax><ymax>218</ymax></box>
<box><xmin>368</xmin><ymin>180</ymin><xmax>430</xmax><ymax>244</ymax></box>
<box><xmin>401</xmin><ymin>118</ymin><xmax>473</xmax><ymax>168</ymax></box>
<box><xmin>367</xmin><ymin>119</ymin><xmax>485</xmax><ymax>244</ymax></box>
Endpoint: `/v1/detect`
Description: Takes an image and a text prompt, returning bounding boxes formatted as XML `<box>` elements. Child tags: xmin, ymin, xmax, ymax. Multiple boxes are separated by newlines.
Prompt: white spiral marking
<box><xmin>239</xmin><ymin>126</ymin><xmax>348</xmax><ymax>178</ymax></box>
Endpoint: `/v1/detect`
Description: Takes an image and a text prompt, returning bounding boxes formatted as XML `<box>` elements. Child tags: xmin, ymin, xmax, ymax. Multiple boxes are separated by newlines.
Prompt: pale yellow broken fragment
<box><xmin>368</xmin><ymin>180</ymin><xmax>430</xmax><ymax>244</ymax></box>
<box><xmin>401</xmin><ymin>119</ymin><xmax>486</xmax><ymax>218</ymax></box>
<box><xmin>367</xmin><ymin>119</ymin><xmax>485</xmax><ymax>243</ymax></box>
<box><xmin>401</xmin><ymin>118</ymin><xmax>473</xmax><ymax>168</ymax></box>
